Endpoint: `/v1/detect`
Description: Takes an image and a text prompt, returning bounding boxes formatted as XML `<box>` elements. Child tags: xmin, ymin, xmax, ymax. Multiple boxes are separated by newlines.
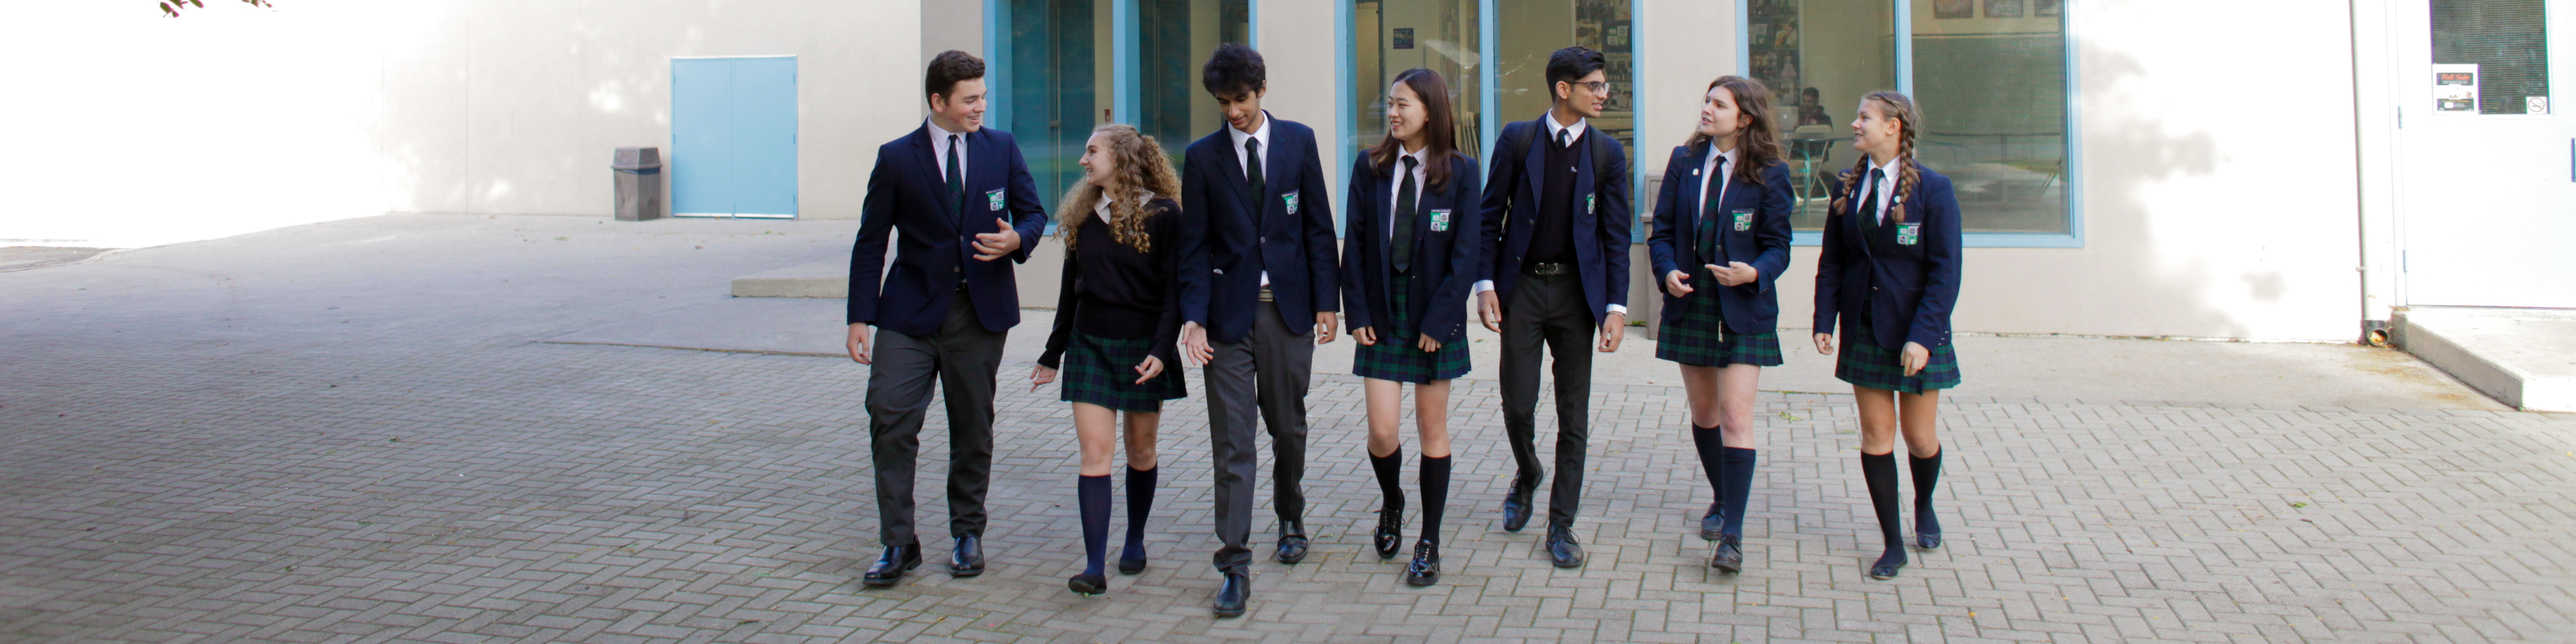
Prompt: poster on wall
<box><xmin>2433</xmin><ymin>63</ymin><xmax>2479</xmax><ymax>114</ymax></box>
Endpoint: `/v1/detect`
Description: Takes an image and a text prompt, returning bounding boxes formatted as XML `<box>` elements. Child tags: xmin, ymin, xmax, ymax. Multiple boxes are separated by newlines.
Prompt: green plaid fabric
<box><xmin>1655</xmin><ymin>273</ymin><xmax>1784</xmax><ymax>367</ymax></box>
<box><xmin>1353</xmin><ymin>273</ymin><xmax>1472</xmax><ymax>383</ymax></box>
<box><xmin>1060</xmin><ymin>332</ymin><xmax>1186</xmax><ymax>412</ymax></box>
<box><xmin>1833</xmin><ymin>334</ymin><xmax>1962</xmax><ymax>394</ymax></box>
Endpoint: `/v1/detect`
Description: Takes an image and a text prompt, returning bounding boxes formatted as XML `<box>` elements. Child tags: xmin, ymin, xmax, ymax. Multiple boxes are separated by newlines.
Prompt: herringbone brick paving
<box><xmin>2</xmin><ymin>215</ymin><xmax>2571</xmax><ymax>643</ymax></box>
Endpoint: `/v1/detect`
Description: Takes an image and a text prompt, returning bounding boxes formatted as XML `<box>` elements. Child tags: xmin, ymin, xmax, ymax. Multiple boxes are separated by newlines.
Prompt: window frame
<box><xmin>1753</xmin><ymin>0</ymin><xmax>2087</xmax><ymax>249</ymax></box>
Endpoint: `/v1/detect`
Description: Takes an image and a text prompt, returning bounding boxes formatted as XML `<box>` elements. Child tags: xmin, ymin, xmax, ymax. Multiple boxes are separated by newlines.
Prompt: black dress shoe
<box><xmin>861</xmin><ymin>543</ymin><xmax>922</xmax><ymax>588</ymax></box>
<box><xmin>1710</xmin><ymin>535</ymin><xmax>1743</xmax><ymax>574</ymax></box>
<box><xmin>1500</xmin><ymin>477</ymin><xmax>1537</xmax><ymax>533</ymax></box>
<box><xmin>1067</xmin><ymin>572</ymin><xmax>1108</xmax><ymax>595</ymax></box>
<box><xmin>1116</xmin><ymin>549</ymin><xmax>1149</xmax><ymax>575</ymax></box>
<box><xmin>1544</xmin><ymin>527</ymin><xmax>1586</xmax><ymax>568</ymax></box>
<box><xmin>1404</xmin><ymin>540</ymin><xmax>1441</xmax><ymax>586</ymax></box>
<box><xmin>1699</xmin><ymin>502</ymin><xmax>1727</xmax><ymax>541</ymax></box>
<box><xmin>949</xmin><ymin>535</ymin><xmax>985</xmax><ymax>577</ymax></box>
<box><xmin>1868</xmin><ymin>550</ymin><xmax>1907</xmax><ymax>580</ymax></box>
<box><xmin>1277</xmin><ymin>520</ymin><xmax>1310</xmax><ymax>565</ymax></box>
<box><xmin>1212</xmin><ymin>572</ymin><xmax>1250</xmax><ymax>617</ymax></box>
<box><xmin>1372</xmin><ymin>507</ymin><xmax>1404</xmax><ymax>560</ymax></box>
<box><xmin>1916</xmin><ymin>531</ymin><xmax>1942</xmax><ymax>550</ymax></box>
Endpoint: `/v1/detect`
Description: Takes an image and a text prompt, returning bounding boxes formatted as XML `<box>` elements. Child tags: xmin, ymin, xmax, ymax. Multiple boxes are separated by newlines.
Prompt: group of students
<box><xmin>844</xmin><ymin>43</ymin><xmax>1964</xmax><ymax>619</ymax></box>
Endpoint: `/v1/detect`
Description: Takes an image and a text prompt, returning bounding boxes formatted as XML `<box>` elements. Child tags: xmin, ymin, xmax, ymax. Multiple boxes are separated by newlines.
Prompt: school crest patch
<box><xmin>1732</xmin><ymin>209</ymin><xmax>1754</xmax><ymax>232</ymax></box>
<box><xmin>986</xmin><ymin>188</ymin><xmax>1005</xmax><ymax>211</ymax></box>
<box><xmin>1896</xmin><ymin>223</ymin><xmax>1921</xmax><ymax>246</ymax></box>
<box><xmin>1430</xmin><ymin>209</ymin><xmax>1452</xmax><ymax>232</ymax></box>
<box><xmin>1283</xmin><ymin>191</ymin><xmax>1300</xmax><ymax>214</ymax></box>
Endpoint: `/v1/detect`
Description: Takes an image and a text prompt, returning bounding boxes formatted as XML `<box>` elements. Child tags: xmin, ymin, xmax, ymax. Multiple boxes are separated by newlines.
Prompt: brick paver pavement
<box><xmin>4</xmin><ymin>215</ymin><xmax>2572</xmax><ymax>643</ymax></box>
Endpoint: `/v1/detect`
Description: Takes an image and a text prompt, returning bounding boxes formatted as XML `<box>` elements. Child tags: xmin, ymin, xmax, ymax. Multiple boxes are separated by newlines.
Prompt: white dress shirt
<box><xmin>927</xmin><ymin>118</ymin><xmax>968</xmax><ymax>183</ymax></box>
<box><xmin>1227</xmin><ymin>111</ymin><xmax>1275</xmax><ymax>288</ymax></box>
<box><xmin>1474</xmin><ymin>111</ymin><xmax>1624</xmax><ymax>317</ymax></box>
<box><xmin>1865</xmin><ymin>155</ymin><xmax>1901</xmax><ymax>223</ymax></box>
<box><xmin>1387</xmin><ymin>144</ymin><xmax>1430</xmax><ymax>240</ymax></box>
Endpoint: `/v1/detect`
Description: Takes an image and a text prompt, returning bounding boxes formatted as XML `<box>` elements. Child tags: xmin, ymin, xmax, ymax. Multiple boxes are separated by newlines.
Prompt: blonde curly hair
<box><xmin>1056</xmin><ymin>123</ymin><xmax>1180</xmax><ymax>253</ymax></box>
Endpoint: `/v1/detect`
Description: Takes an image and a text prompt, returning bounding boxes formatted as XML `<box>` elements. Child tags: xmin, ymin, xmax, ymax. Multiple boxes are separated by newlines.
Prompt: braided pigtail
<box><xmin>1827</xmin><ymin>155</ymin><xmax>1872</xmax><ymax>217</ymax></box>
<box><xmin>1859</xmin><ymin>91</ymin><xmax>1923</xmax><ymax>224</ymax></box>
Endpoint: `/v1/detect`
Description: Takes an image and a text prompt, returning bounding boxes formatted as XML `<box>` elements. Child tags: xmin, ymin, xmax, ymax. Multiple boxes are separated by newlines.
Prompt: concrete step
<box><xmin>729</xmin><ymin>258</ymin><xmax>847</xmax><ymax>298</ymax></box>
<box><xmin>2396</xmin><ymin>307</ymin><xmax>2576</xmax><ymax>412</ymax></box>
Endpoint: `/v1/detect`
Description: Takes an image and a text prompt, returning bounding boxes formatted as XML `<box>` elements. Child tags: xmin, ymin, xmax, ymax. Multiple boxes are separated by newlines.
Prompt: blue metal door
<box><xmin>672</xmin><ymin>56</ymin><xmax>798</xmax><ymax>218</ymax></box>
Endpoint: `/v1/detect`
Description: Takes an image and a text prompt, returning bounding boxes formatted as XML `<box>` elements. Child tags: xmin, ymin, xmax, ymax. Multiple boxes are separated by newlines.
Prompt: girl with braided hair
<box><xmin>1810</xmin><ymin>90</ymin><xmax>1963</xmax><ymax>580</ymax></box>
<box><xmin>1031</xmin><ymin>123</ymin><xmax>1187</xmax><ymax>596</ymax></box>
<box><xmin>1646</xmin><ymin>75</ymin><xmax>1794</xmax><ymax>575</ymax></box>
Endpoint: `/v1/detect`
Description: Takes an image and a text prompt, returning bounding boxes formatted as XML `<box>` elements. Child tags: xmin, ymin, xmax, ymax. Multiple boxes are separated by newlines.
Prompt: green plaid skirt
<box><xmin>1655</xmin><ymin>277</ymin><xmax>1784</xmax><ymax>367</ymax></box>
<box><xmin>1353</xmin><ymin>273</ymin><xmax>1472</xmax><ymax>383</ymax></box>
<box><xmin>1060</xmin><ymin>331</ymin><xmax>1187</xmax><ymax>412</ymax></box>
<box><xmin>1833</xmin><ymin>326</ymin><xmax>1962</xmax><ymax>394</ymax></box>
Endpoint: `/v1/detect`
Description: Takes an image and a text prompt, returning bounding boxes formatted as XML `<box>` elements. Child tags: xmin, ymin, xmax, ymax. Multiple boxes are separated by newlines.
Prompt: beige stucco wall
<box><xmin>380</xmin><ymin>0</ymin><xmax>923</xmax><ymax>221</ymax></box>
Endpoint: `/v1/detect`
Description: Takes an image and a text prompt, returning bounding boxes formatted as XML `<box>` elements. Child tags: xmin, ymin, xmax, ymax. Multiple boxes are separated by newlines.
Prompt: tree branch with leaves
<box><xmin>160</xmin><ymin>0</ymin><xmax>273</xmax><ymax>17</ymax></box>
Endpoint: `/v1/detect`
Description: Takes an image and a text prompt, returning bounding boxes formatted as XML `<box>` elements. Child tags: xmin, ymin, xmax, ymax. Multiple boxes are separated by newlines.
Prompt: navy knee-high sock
<box><xmin>1370</xmin><ymin>447</ymin><xmax>1406</xmax><ymax>511</ymax></box>
<box><xmin>1123</xmin><ymin>466</ymin><xmax>1156</xmax><ymax>559</ymax></box>
<box><xmin>1419</xmin><ymin>455</ymin><xmax>1452</xmax><ymax>545</ymax></box>
<box><xmin>1720</xmin><ymin>447</ymin><xmax>1758</xmax><ymax>537</ymax></box>
<box><xmin>1909</xmin><ymin>448</ymin><xmax>1941</xmax><ymax>536</ymax></box>
<box><xmin>1690</xmin><ymin>423</ymin><xmax>1727</xmax><ymax>507</ymax></box>
<box><xmin>1077</xmin><ymin>475</ymin><xmax>1112</xmax><ymax>577</ymax></box>
<box><xmin>1860</xmin><ymin>452</ymin><xmax>1905</xmax><ymax>558</ymax></box>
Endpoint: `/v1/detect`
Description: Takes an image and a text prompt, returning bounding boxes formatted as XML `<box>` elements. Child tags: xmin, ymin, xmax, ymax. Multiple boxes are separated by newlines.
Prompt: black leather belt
<box><xmin>1523</xmin><ymin>262</ymin><xmax>1575</xmax><ymax>276</ymax></box>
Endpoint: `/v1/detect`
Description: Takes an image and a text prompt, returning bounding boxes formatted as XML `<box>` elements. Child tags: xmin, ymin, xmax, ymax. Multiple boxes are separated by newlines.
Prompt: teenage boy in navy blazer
<box><xmin>1173</xmin><ymin>43</ymin><xmax>1340</xmax><ymax>618</ymax></box>
<box><xmin>844</xmin><ymin>50</ymin><xmax>1050</xmax><ymax>589</ymax></box>
<box><xmin>1473</xmin><ymin>45</ymin><xmax>1632</xmax><ymax>570</ymax></box>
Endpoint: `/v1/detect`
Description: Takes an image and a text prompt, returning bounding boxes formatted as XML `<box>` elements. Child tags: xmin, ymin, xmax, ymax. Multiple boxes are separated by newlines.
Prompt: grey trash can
<box><xmin>613</xmin><ymin>147</ymin><xmax>664</xmax><ymax>221</ymax></box>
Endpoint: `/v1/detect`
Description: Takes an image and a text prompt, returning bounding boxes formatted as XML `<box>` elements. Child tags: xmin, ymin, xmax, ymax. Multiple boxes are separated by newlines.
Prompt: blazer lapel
<box><xmin>1211</xmin><ymin>125</ymin><xmax>1260</xmax><ymax>221</ymax></box>
<box><xmin>964</xmin><ymin>129</ymin><xmax>1003</xmax><ymax>234</ymax></box>
<box><xmin>1520</xmin><ymin>119</ymin><xmax>1548</xmax><ymax>211</ymax></box>
<box><xmin>1260</xmin><ymin>131</ymin><xmax>1287</xmax><ymax>227</ymax></box>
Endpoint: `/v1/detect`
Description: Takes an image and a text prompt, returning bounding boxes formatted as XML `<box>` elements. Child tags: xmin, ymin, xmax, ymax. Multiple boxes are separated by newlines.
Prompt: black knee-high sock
<box><xmin>1860</xmin><ymin>452</ymin><xmax>1905</xmax><ymax>556</ymax></box>
<box><xmin>1419</xmin><ymin>455</ymin><xmax>1451</xmax><ymax>545</ymax></box>
<box><xmin>1909</xmin><ymin>448</ymin><xmax>1942</xmax><ymax>535</ymax></box>
<box><xmin>1720</xmin><ymin>447</ymin><xmax>1758</xmax><ymax>536</ymax></box>
<box><xmin>1690</xmin><ymin>423</ymin><xmax>1726</xmax><ymax>506</ymax></box>
<box><xmin>1077</xmin><ymin>474</ymin><xmax>1112</xmax><ymax>577</ymax></box>
<box><xmin>1370</xmin><ymin>447</ymin><xmax>1406</xmax><ymax>511</ymax></box>
<box><xmin>1123</xmin><ymin>465</ymin><xmax>1156</xmax><ymax>558</ymax></box>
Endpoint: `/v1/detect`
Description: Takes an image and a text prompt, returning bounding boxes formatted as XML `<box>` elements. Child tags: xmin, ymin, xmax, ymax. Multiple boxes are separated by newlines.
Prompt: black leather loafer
<box><xmin>1277</xmin><ymin>521</ymin><xmax>1309</xmax><ymax>565</ymax></box>
<box><xmin>1545</xmin><ymin>527</ymin><xmax>1586</xmax><ymax>569</ymax></box>
<box><xmin>1212</xmin><ymin>572</ymin><xmax>1251</xmax><ymax>617</ymax></box>
<box><xmin>861</xmin><ymin>543</ymin><xmax>921</xmax><ymax>588</ymax></box>
<box><xmin>1699</xmin><ymin>502</ymin><xmax>1727</xmax><ymax>541</ymax></box>
<box><xmin>1710</xmin><ymin>535</ymin><xmax>1743</xmax><ymax>574</ymax></box>
<box><xmin>949</xmin><ymin>534</ymin><xmax>985</xmax><ymax>577</ymax></box>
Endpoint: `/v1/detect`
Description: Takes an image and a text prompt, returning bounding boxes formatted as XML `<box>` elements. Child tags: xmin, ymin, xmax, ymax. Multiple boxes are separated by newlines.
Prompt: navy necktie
<box><xmin>1393</xmin><ymin>156</ymin><xmax>1420</xmax><ymax>274</ymax></box>
<box><xmin>946</xmin><ymin>134</ymin><xmax>967</xmax><ymax>227</ymax></box>
<box><xmin>1244</xmin><ymin>137</ymin><xmax>1266</xmax><ymax>207</ymax></box>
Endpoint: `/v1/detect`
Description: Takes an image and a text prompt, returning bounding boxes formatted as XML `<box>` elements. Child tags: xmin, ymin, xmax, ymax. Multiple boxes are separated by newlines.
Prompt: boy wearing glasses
<box><xmin>1473</xmin><ymin>45</ymin><xmax>1631</xmax><ymax>570</ymax></box>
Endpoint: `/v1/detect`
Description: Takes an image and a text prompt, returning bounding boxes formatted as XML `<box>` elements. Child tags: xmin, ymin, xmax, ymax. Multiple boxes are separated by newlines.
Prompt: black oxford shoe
<box><xmin>1545</xmin><ymin>527</ymin><xmax>1586</xmax><ymax>569</ymax></box>
<box><xmin>1699</xmin><ymin>502</ymin><xmax>1727</xmax><ymax>541</ymax></box>
<box><xmin>949</xmin><ymin>534</ymin><xmax>985</xmax><ymax>577</ymax></box>
<box><xmin>1212</xmin><ymin>572</ymin><xmax>1251</xmax><ymax>618</ymax></box>
<box><xmin>1404</xmin><ymin>540</ymin><xmax>1442</xmax><ymax>586</ymax></box>
<box><xmin>1372</xmin><ymin>507</ymin><xmax>1405</xmax><ymax>560</ymax></box>
<box><xmin>1500</xmin><ymin>477</ymin><xmax>1538</xmax><ymax>533</ymax></box>
<box><xmin>1710</xmin><ymin>535</ymin><xmax>1744</xmax><ymax>574</ymax></box>
<box><xmin>1276</xmin><ymin>521</ymin><xmax>1309</xmax><ymax>565</ymax></box>
<box><xmin>1116</xmin><ymin>548</ymin><xmax>1149</xmax><ymax>575</ymax></box>
<box><xmin>861</xmin><ymin>543</ymin><xmax>921</xmax><ymax>588</ymax></box>
<box><xmin>1868</xmin><ymin>550</ymin><xmax>1907</xmax><ymax>580</ymax></box>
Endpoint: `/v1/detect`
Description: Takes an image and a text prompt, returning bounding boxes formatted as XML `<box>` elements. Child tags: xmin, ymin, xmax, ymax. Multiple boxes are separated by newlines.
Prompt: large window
<box><xmin>1139</xmin><ymin>0</ymin><xmax>1251</xmax><ymax>167</ymax></box>
<box><xmin>998</xmin><ymin>0</ymin><xmax>1105</xmax><ymax>211</ymax></box>
<box><xmin>1750</xmin><ymin>0</ymin><xmax>2074</xmax><ymax>237</ymax></box>
<box><xmin>1495</xmin><ymin>0</ymin><xmax>1637</xmax><ymax>162</ymax></box>
<box><xmin>2432</xmin><ymin>0</ymin><xmax>2549</xmax><ymax>116</ymax></box>
<box><xmin>1351</xmin><ymin>0</ymin><xmax>1484</xmax><ymax>161</ymax></box>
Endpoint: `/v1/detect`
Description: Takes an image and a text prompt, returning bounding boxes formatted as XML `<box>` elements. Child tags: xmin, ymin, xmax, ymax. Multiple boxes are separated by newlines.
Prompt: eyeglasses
<box><xmin>1569</xmin><ymin>80</ymin><xmax>1610</xmax><ymax>94</ymax></box>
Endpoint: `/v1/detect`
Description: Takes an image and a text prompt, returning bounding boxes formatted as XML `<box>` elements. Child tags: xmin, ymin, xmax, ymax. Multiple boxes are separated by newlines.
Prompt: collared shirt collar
<box><xmin>1545</xmin><ymin>110</ymin><xmax>1588</xmax><ymax>146</ymax></box>
<box><xmin>1227</xmin><ymin>111</ymin><xmax>1271</xmax><ymax>150</ymax></box>
<box><xmin>927</xmin><ymin>117</ymin><xmax>968</xmax><ymax>181</ymax></box>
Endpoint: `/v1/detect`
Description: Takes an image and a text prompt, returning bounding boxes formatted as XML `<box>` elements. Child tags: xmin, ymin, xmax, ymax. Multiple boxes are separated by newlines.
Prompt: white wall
<box><xmin>0</xmin><ymin>2</ymin><xmax>387</xmax><ymax>248</ymax></box>
<box><xmin>1261</xmin><ymin>0</ymin><xmax>1346</xmax><ymax>211</ymax></box>
<box><xmin>0</xmin><ymin>0</ymin><xmax>924</xmax><ymax>249</ymax></box>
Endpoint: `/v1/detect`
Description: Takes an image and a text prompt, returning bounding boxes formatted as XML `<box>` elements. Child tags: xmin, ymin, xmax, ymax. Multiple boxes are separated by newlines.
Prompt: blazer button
<box><xmin>1259</xmin><ymin>236</ymin><xmax>1266</xmax><ymax>243</ymax></box>
<box><xmin>954</xmin><ymin>267</ymin><xmax>961</xmax><ymax>273</ymax></box>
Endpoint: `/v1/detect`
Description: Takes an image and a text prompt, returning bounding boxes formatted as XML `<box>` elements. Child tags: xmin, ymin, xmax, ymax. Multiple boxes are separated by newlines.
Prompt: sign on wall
<box><xmin>2433</xmin><ymin>63</ymin><xmax>2480</xmax><ymax>114</ymax></box>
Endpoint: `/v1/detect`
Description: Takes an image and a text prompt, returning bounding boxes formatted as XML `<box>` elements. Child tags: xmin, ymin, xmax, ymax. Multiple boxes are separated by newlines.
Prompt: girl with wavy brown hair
<box><xmin>1811</xmin><ymin>91</ymin><xmax>1964</xmax><ymax>580</ymax></box>
<box><xmin>1030</xmin><ymin>123</ymin><xmax>1187</xmax><ymax>596</ymax></box>
<box><xmin>1647</xmin><ymin>75</ymin><xmax>1794</xmax><ymax>575</ymax></box>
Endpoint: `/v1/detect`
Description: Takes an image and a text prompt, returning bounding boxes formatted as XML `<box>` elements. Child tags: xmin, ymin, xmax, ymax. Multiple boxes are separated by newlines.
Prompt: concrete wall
<box><xmin>1260</xmin><ymin>0</ymin><xmax>1347</xmax><ymax>211</ymax></box>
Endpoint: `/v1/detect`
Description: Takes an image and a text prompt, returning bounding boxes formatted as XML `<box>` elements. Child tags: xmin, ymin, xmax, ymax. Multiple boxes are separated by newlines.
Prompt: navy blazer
<box><xmin>847</xmin><ymin>123</ymin><xmax>1051</xmax><ymax>337</ymax></box>
<box><xmin>1340</xmin><ymin>152</ymin><xmax>1482</xmax><ymax>345</ymax></box>
<box><xmin>1177</xmin><ymin>115</ymin><xmax>1341</xmax><ymax>344</ymax></box>
<box><xmin>1811</xmin><ymin>161</ymin><xmax>1963</xmax><ymax>350</ymax></box>
<box><xmin>1477</xmin><ymin>116</ymin><xmax>1632</xmax><ymax>323</ymax></box>
<box><xmin>1646</xmin><ymin>143</ymin><xmax>1794</xmax><ymax>334</ymax></box>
